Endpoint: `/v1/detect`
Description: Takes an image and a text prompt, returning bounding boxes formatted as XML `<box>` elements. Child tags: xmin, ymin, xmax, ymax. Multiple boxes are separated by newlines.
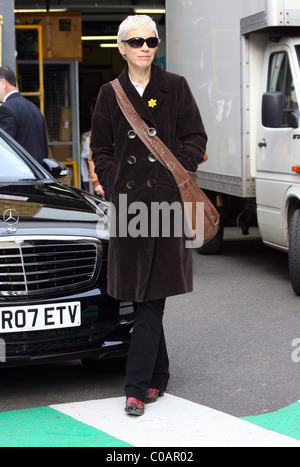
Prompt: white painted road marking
<box><xmin>51</xmin><ymin>394</ymin><xmax>300</xmax><ymax>447</ymax></box>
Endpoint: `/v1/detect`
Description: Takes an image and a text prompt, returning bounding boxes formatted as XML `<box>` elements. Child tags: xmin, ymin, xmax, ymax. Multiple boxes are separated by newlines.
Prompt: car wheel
<box><xmin>289</xmin><ymin>208</ymin><xmax>300</xmax><ymax>295</ymax></box>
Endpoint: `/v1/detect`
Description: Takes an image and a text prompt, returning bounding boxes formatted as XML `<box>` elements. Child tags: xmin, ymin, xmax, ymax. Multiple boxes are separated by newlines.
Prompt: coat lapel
<box><xmin>143</xmin><ymin>84</ymin><xmax>166</xmax><ymax>115</ymax></box>
<box><xmin>118</xmin><ymin>65</ymin><xmax>168</xmax><ymax>127</ymax></box>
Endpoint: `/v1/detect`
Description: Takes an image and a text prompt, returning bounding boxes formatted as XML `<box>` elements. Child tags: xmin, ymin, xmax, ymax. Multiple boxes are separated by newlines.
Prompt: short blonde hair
<box><xmin>117</xmin><ymin>15</ymin><xmax>159</xmax><ymax>44</ymax></box>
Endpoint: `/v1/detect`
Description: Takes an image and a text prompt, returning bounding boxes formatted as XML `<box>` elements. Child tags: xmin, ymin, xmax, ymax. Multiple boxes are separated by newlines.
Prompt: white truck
<box><xmin>166</xmin><ymin>0</ymin><xmax>300</xmax><ymax>294</ymax></box>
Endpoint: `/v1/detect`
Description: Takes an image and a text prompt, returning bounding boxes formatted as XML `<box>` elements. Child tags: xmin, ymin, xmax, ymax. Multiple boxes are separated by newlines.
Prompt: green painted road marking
<box><xmin>0</xmin><ymin>407</ymin><xmax>132</xmax><ymax>447</ymax></box>
<box><xmin>242</xmin><ymin>401</ymin><xmax>300</xmax><ymax>441</ymax></box>
<box><xmin>1</xmin><ymin>398</ymin><xmax>300</xmax><ymax>447</ymax></box>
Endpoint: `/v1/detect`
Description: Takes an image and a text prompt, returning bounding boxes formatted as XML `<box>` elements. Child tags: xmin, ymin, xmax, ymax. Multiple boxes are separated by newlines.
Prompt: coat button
<box><xmin>127</xmin><ymin>155</ymin><xmax>137</xmax><ymax>165</ymax></box>
<box><xmin>126</xmin><ymin>180</ymin><xmax>136</xmax><ymax>190</ymax></box>
<box><xmin>147</xmin><ymin>179</ymin><xmax>156</xmax><ymax>188</ymax></box>
<box><xmin>127</xmin><ymin>130</ymin><xmax>137</xmax><ymax>139</ymax></box>
<box><xmin>148</xmin><ymin>153</ymin><xmax>157</xmax><ymax>163</ymax></box>
<box><xmin>148</xmin><ymin>127</ymin><xmax>157</xmax><ymax>137</ymax></box>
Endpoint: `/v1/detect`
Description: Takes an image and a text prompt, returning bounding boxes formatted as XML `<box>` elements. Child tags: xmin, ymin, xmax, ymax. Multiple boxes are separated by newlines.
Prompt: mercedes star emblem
<box><xmin>3</xmin><ymin>209</ymin><xmax>20</xmax><ymax>232</ymax></box>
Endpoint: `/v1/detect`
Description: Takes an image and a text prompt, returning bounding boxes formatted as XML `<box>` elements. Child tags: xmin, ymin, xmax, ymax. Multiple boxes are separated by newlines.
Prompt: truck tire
<box><xmin>197</xmin><ymin>220</ymin><xmax>224</xmax><ymax>255</ymax></box>
<box><xmin>289</xmin><ymin>209</ymin><xmax>300</xmax><ymax>295</ymax></box>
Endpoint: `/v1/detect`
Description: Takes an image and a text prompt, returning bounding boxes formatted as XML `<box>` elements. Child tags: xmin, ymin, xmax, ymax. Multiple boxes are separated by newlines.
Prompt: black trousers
<box><xmin>125</xmin><ymin>298</ymin><xmax>170</xmax><ymax>402</ymax></box>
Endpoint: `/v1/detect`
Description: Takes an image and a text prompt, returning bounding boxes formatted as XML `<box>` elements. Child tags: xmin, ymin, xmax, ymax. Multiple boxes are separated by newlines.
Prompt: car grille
<box><xmin>0</xmin><ymin>236</ymin><xmax>102</xmax><ymax>297</ymax></box>
<box><xmin>3</xmin><ymin>321</ymin><xmax>118</xmax><ymax>357</ymax></box>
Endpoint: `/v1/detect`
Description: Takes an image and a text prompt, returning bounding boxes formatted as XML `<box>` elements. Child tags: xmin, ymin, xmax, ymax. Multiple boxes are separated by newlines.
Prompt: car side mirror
<box><xmin>262</xmin><ymin>92</ymin><xmax>284</xmax><ymax>128</ymax></box>
<box><xmin>262</xmin><ymin>91</ymin><xmax>299</xmax><ymax>129</ymax></box>
<box><xmin>42</xmin><ymin>158</ymin><xmax>69</xmax><ymax>179</ymax></box>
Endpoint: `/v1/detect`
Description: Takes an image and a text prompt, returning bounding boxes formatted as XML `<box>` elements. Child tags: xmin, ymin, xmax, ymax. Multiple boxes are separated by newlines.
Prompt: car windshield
<box><xmin>0</xmin><ymin>136</ymin><xmax>37</xmax><ymax>182</ymax></box>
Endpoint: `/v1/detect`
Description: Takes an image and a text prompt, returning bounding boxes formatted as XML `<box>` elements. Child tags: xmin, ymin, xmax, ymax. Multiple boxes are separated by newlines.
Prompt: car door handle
<box><xmin>258</xmin><ymin>140</ymin><xmax>267</xmax><ymax>148</ymax></box>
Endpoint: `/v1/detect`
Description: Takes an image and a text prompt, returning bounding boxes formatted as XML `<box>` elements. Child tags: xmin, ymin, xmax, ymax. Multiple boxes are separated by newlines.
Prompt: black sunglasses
<box><xmin>122</xmin><ymin>37</ymin><xmax>159</xmax><ymax>49</ymax></box>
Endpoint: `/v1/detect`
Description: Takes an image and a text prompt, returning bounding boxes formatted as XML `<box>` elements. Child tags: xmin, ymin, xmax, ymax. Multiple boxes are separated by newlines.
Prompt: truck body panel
<box><xmin>166</xmin><ymin>0</ymin><xmax>269</xmax><ymax>196</ymax></box>
<box><xmin>166</xmin><ymin>0</ymin><xmax>300</xmax><ymax>292</ymax></box>
<box><xmin>166</xmin><ymin>0</ymin><xmax>300</xmax><ymax>244</ymax></box>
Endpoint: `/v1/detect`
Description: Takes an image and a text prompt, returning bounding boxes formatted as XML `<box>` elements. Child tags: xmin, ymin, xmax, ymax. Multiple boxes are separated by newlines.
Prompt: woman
<box><xmin>91</xmin><ymin>15</ymin><xmax>207</xmax><ymax>416</ymax></box>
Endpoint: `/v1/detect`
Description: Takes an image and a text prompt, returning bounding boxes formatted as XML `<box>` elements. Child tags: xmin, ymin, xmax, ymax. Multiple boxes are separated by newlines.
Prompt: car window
<box><xmin>267</xmin><ymin>51</ymin><xmax>299</xmax><ymax>126</ymax></box>
<box><xmin>296</xmin><ymin>45</ymin><xmax>300</xmax><ymax>67</ymax></box>
<box><xmin>0</xmin><ymin>136</ymin><xmax>37</xmax><ymax>182</ymax></box>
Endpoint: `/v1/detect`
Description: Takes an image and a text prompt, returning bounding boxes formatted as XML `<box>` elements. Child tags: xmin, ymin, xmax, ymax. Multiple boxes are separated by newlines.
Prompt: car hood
<box><xmin>0</xmin><ymin>180</ymin><xmax>109</xmax><ymax>239</ymax></box>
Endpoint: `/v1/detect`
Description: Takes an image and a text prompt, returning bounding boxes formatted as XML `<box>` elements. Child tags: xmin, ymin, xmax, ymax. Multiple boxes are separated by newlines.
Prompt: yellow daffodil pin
<box><xmin>148</xmin><ymin>99</ymin><xmax>157</xmax><ymax>108</ymax></box>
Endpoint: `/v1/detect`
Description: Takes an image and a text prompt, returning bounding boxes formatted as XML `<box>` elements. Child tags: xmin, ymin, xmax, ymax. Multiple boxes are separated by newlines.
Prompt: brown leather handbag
<box><xmin>110</xmin><ymin>78</ymin><xmax>219</xmax><ymax>246</ymax></box>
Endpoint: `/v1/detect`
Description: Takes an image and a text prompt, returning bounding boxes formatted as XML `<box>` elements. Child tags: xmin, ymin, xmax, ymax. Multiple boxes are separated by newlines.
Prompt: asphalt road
<box><xmin>1</xmin><ymin>227</ymin><xmax>300</xmax><ymax>418</ymax></box>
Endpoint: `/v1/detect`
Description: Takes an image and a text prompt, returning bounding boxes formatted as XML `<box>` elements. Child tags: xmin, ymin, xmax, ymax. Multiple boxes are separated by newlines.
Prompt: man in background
<box><xmin>0</xmin><ymin>66</ymin><xmax>48</xmax><ymax>164</ymax></box>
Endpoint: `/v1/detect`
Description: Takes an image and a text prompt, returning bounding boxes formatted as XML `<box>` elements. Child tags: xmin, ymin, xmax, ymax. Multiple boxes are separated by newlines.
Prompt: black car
<box><xmin>0</xmin><ymin>128</ymin><xmax>133</xmax><ymax>367</ymax></box>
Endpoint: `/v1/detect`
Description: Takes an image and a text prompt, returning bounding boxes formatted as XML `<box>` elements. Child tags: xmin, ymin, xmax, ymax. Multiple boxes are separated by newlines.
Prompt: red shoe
<box><xmin>124</xmin><ymin>397</ymin><xmax>145</xmax><ymax>416</ymax></box>
<box><xmin>145</xmin><ymin>388</ymin><xmax>164</xmax><ymax>404</ymax></box>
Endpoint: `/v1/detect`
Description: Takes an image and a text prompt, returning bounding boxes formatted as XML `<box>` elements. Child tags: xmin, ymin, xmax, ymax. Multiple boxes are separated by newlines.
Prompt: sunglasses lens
<box><xmin>125</xmin><ymin>37</ymin><xmax>158</xmax><ymax>48</ymax></box>
<box><xmin>129</xmin><ymin>38</ymin><xmax>144</xmax><ymax>48</ymax></box>
<box><xmin>146</xmin><ymin>37</ymin><xmax>159</xmax><ymax>48</ymax></box>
